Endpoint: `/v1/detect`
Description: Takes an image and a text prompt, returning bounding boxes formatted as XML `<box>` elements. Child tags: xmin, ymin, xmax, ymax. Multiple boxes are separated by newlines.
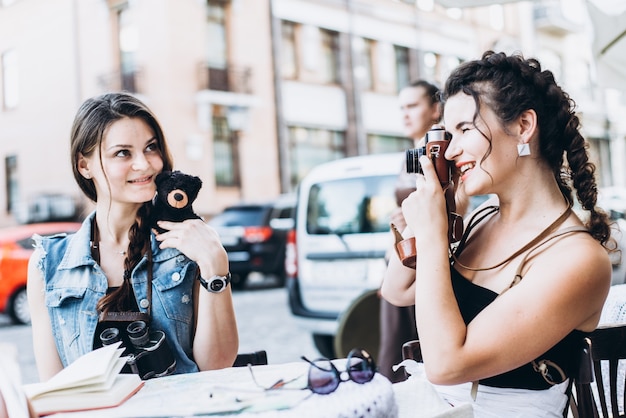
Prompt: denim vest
<box><xmin>34</xmin><ymin>212</ymin><xmax>199</xmax><ymax>374</ymax></box>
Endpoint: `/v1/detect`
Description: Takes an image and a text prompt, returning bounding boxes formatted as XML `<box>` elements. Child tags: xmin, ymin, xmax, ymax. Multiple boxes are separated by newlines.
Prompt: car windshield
<box><xmin>210</xmin><ymin>207</ymin><xmax>268</xmax><ymax>227</ymax></box>
<box><xmin>306</xmin><ymin>175</ymin><xmax>397</xmax><ymax>235</ymax></box>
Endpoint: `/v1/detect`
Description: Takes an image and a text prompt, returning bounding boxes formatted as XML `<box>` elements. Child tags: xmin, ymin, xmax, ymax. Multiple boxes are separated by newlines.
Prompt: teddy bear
<box><xmin>150</xmin><ymin>170</ymin><xmax>203</xmax><ymax>233</ymax></box>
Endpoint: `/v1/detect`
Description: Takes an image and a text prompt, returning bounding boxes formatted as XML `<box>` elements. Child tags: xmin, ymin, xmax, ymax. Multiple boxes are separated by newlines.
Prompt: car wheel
<box><xmin>9</xmin><ymin>287</ymin><xmax>31</xmax><ymax>325</ymax></box>
<box><xmin>230</xmin><ymin>273</ymin><xmax>248</xmax><ymax>290</ymax></box>
<box><xmin>312</xmin><ymin>333</ymin><xmax>336</xmax><ymax>359</ymax></box>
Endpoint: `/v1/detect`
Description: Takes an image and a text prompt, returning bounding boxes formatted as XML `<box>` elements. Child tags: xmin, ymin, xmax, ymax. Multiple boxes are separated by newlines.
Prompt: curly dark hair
<box><xmin>443</xmin><ymin>50</ymin><xmax>611</xmax><ymax>246</ymax></box>
<box><xmin>70</xmin><ymin>92</ymin><xmax>174</xmax><ymax>313</ymax></box>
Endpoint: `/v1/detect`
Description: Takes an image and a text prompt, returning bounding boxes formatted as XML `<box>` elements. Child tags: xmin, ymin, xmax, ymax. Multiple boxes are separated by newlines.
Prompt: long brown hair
<box><xmin>70</xmin><ymin>92</ymin><xmax>174</xmax><ymax>313</ymax></box>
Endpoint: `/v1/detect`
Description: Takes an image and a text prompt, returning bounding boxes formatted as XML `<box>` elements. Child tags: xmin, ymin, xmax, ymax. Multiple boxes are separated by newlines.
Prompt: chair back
<box><xmin>577</xmin><ymin>324</ymin><xmax>626</xmax><ymax>418</ymax></box>
<box><xmin>402</xmin><ymin>339</ymin><xmax>422</xmax><ymax>363</ymax></box>
<box><xmin>233</xmin><ymin>350</ymin><xmax>268</xmax><ymax>367</ymax></box>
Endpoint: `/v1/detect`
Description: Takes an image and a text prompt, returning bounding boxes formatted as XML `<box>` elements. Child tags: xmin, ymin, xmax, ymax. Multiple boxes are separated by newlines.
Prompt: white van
<box><xmin>286</xmin><ymin>153</ymin><xmax>403</xmax><ymax>358</ymax></box>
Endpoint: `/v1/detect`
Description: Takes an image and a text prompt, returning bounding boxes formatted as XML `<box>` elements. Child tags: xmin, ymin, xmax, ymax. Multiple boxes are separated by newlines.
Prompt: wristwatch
<box><xmin>198</xmin><ymin>273</ymin><xmax>231</xmax><ymax>293</ymax></box>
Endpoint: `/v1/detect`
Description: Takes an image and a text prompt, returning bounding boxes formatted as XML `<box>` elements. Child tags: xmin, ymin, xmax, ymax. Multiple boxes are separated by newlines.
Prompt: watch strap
<box><xmin>198</xmin><ymin>272</ymin><xmax>231</xmax><ymax>293</ymax></box>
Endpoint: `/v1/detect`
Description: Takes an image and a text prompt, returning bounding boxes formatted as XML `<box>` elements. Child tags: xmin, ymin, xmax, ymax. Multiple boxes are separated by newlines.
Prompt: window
<box><xmin>421</xmin><ymin>52</ymin><xmax>461</xmax><ymax>85</ymax></box>
<box><xmin>281</xmin><ymin>21</ymin><xmax>297</xmax><ymax>79</ymax></box>
<box><xmin>489</xmin><ymin>4</ymin><xmax>504</xmax><ymax>30</ymax></box>
<box><xmin>320</xmin><ymin>29</ymin><xmax>339</xmax><ymax>84</ymax></box>
<box><xmin>368</xmin><ymin>134</ymin><xmax>412</xmax><ymax>154</ymax></box>
<box><xmin>288</xmin><ymin>127</ymin><xmax>346</xmax><ymax>187</ymax></box>
<box><xmin>212</xmin><ymin>106</ymin><xmax>239</xmax><ymax>187</ymax></box>
<box><xmin>354</xmin><ymin>38</ymin><xmax>373</xmax><ymax>90</ymax></box>
<box><xmin>306</xmin><ymin>175</ymin><xmax>398</xmax><ymax>234</ymax></box>
<box><xmin>422</xmin><ymin>51</ymin><xmax>439</xmax><ymax>84</ymax></box>
<box><xmin>5</xmin><ymin>155</ymin><xmax>18</xmax><ymax>213</ymax></box>
<box><xmin>2</xmin><ymin>50</ymin><xmax>19</xmax><ymax>109</ymax></box>
<box><xmin>207</xmin><ymin>1</ymin><xmax>227</xmax><ymax>69</ymax></box>
<box><xmin>117</xmin><ymin>7</ymin><xmax>138</xmax><ymax>92</ymax></box>
<box><xmin>394</xmin><ymin>45</ymin><xmax>410</xmax><ymax>92</ymax></box>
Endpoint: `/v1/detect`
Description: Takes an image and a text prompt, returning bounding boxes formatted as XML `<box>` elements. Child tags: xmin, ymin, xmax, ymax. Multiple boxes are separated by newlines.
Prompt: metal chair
<box><xmin>574</xmin><ymin>324</ymin><xmax>626</xmax><ymax>418</ymax></box>
<box><xmin>232</xmin><ymin>350</ymin><xmax>268</xmax><ymax>367</ymax></box>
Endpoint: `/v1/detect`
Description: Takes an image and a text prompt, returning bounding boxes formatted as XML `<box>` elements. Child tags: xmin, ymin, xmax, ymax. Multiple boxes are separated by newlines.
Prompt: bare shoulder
<box><xmin>523</xmin><ymin>230</ymin><xmax>612</xmax><ymax>327</ymax></box>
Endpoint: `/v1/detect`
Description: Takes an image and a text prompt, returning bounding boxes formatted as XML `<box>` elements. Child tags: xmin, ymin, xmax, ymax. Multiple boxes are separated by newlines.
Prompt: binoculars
<box><xmin>100</xmin><ymin>320</ymin><xmax>176</xmax><ymax>380</ymax></box>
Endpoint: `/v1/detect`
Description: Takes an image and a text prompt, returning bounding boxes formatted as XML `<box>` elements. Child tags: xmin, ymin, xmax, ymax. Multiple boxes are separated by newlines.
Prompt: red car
<box><xmin>0</xmin><ymin>222</ymin><xmax>81</xmax><ymax>324</ymax></box>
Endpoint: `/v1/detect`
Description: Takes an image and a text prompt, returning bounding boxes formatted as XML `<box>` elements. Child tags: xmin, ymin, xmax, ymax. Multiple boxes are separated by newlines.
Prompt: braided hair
<box><xmin>70</xmin><ymin>92</ymin><xmax>174</xmax><ymax>313</ymax></box>
<box><xmin>443</xmin><ymin>50</ymin><xmax>611</xmax><ymax>246</ymax></box>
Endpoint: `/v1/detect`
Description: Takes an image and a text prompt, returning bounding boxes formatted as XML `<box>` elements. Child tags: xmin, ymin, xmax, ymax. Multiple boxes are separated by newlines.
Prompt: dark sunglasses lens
<box><xmin>347</xmin><ymin>350</ymin><xmax>375</xmax><ymax>384</ymax></box>
<box><xmin>308</xmin><ymin>360</ymin><xmax>339</xmax><ymax>395</ymax></box>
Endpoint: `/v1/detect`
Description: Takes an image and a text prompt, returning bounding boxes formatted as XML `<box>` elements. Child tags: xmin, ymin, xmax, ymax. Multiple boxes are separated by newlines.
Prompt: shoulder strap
<box><xmin>501</xmin><ymin>225</ymin><xmax>589</xmax><ymax>295</ymax></box>
<box><xmin>453</xmin><ymin>207</ymin><xmax>573</xmax><ymax>272</ymax></box>
<box><xmin>454</xmin><ymin>205</ymin><xmax>500</xmax><ymax>257</ymax></box>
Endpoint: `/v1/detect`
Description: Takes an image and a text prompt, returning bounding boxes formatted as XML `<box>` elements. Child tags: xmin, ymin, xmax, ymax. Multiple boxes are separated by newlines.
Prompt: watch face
<box><xmin>209</xmin><ymin>278</ymin><xmax>225</xmax><ymax>292</ymax></box>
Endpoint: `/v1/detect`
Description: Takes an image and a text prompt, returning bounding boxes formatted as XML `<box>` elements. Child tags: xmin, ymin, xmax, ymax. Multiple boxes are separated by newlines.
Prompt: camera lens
<box><xmin>100</xmin><ymin>327</ymin><xmax>121</xmax><ymax>346</ymax></box>
<box><xmin>127</xmin><ymin>320</ymin><xmax>150</xmax><ymax>348</ymax></box>
<box><xmin>406</xmin><ymin>148</ymin><xmax>425</xmax><ymax>174</ymax></box>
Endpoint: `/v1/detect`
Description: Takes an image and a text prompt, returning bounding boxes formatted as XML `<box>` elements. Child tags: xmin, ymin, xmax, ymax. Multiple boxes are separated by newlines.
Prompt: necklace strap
<box><xmin>452</xmin><ymin>206</ymin><xmax>573</xmax><ymax>272</ymax></box>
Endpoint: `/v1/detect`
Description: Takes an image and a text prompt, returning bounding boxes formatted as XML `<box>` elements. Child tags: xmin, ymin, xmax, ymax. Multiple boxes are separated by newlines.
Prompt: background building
<box><xmin>0</xmin><ymin>0</ymin><xmax>624</xmax><ymax>226</ymax></box>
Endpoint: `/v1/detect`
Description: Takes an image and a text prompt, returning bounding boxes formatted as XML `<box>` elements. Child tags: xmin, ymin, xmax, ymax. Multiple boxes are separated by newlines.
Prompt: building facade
<box><xmin>0</xmin><ymin>0</ymin><xmax>623</xmax><ymax>226</ymax></box>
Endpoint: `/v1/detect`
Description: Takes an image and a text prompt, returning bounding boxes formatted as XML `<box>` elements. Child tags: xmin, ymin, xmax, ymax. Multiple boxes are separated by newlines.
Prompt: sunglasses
<box><xmin>301</xmin><ymin>348</ymin><xmax>376</xmax><ymax>395</ymax></box>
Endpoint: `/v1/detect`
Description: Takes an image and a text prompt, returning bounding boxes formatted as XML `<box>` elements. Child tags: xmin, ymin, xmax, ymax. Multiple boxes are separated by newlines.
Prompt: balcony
<box><xmin>197</xmin><ymin>63</ymin><xmax>253</xmax><ymax>94</ymax></box>
<box><xmin>533</xmin><ymin>1</ymin><xmax>581</xmax><ymax>36</ymax></box>
<box><xmin>97</xmin><ymin>69</ymin><xmax>143</xmax><ymax>93</ymax></box>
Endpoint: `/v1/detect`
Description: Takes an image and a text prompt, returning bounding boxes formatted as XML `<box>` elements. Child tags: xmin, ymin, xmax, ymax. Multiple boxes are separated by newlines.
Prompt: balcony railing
<box><xmin>97</xmin><ymin>69</ymin><xmax>143</xmax><ymax>93</ymax></box>
<box><xmin>197</xmin><ymin>63</ymin><xmax>252</xmax><ymax>94</ymax></box>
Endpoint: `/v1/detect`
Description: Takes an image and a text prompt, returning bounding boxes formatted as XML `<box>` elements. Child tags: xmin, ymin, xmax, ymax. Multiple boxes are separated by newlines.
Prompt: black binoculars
<box><xmin>100</xmin><ymin>320</ymin><xmax>176</xmax><ymax>380</ymax></box>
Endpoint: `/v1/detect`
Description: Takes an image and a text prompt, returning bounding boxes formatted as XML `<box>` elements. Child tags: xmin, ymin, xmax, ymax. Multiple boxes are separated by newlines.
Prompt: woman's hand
<box><xmin>154</xmin><ymin>219</ymin><xmax>229</xmax><ymax>277</ymax></box>
<box><xmin>401</xmin><ymin>156</ymin><xmax>448</xmax><ymax>248</ymax></box>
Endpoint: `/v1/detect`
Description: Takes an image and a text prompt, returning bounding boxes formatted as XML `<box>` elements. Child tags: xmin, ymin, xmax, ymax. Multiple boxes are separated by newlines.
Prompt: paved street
<box><xmin>0</xmin><ymin>275</ymin><xmax>318</xmax><ymax>384</ymax></box>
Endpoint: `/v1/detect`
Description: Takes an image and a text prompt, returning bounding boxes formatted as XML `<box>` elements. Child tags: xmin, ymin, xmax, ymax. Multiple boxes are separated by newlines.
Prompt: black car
<box><xmin>209</xmin><ymin>194</ymin><xmax>296</xmax><ymax>289</ymax></box>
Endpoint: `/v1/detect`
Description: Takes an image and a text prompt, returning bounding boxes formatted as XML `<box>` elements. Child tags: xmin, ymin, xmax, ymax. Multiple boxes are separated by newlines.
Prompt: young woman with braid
<box><xmin>382</xmin><ymin>51</ymin><xmax>613</xmax><ymax>416</ymax></box>
<box><xmin>27</xmin><ymin>92</ymin><xmax>238</xmax><ymax>382</ymax></box>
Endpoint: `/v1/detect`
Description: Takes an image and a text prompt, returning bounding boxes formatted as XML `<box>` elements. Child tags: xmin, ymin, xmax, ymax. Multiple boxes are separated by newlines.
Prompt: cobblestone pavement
<box><xmin>0</xmin><ymin>274</ymin><xmax>319</xmax><ymax>384</ymax></box>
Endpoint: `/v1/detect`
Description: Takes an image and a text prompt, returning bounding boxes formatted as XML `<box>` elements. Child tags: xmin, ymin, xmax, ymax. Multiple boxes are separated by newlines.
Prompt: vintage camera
<box><xmin>399</xmin><ymin>125</ymin><xmax>463</xmax><ymax>255</ymax></box>
<box><xmin>406</xmin><ymin>126</ymin><xmax>452</xmax><ymax>187</ymax></box>
<box><xmin>100</xmin><ymin>320</ymin><xmax>177</xmax><ymax>380</ymax></box>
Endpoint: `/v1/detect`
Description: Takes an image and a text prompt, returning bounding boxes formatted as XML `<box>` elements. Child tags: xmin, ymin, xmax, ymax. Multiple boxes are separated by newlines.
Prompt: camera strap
<box><xmin>98</xmin><ymin>250</ymin><xmax>153</xmax><ymax>322</ymax></box>
<box><xmin>391</xmin><ymin>184</ymin><xmax>463</xmax><ymax>269</ymax></box>
<box><xmin>92</xmin><ymin>216</ymin><xmax>154</xmax><ymax>322</ymax></box>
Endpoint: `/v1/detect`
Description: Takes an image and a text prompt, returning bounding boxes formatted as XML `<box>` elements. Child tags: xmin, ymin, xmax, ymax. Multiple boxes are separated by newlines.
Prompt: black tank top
<box><xmin>450</xmin><ymin>266</ymin><xmax>585</xmax><ymax>390</ymax></box>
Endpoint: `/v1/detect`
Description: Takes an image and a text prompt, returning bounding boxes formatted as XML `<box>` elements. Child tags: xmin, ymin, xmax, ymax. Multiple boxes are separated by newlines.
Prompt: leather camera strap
<box><xmin>392</xmin><ymin>184</ymin><xmax>464</xmax><ymax>269</ymax></box>
<box><xmin>452</xmin><ymin>206</ymin><xmax>573</xmax><ymax>272</ymax></box>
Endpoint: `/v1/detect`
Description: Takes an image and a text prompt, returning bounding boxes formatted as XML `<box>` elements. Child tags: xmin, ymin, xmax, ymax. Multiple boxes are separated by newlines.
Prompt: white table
<box><xmin>47</xmin><ymin>360</ymin><xmax>474</xmax><ymax>418</ymax></box>
<box><xmin>50</xmin><ymin>362</ymin><xmax>394</xmax><ymax>418</ymax></box>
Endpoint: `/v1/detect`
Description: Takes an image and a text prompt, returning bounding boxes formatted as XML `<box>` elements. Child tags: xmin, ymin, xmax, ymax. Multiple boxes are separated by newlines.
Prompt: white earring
<box><xmin>517</xmin><ymin>143</ymin><xmax>530</xmax><ymax>157</ymax></box>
